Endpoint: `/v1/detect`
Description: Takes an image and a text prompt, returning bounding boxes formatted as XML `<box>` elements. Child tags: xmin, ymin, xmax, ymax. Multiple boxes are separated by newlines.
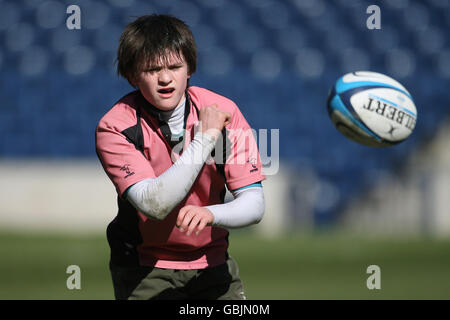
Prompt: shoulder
<box><xmin>188</xmin><ymin>86</ymin><xmax>252</xmax><ymax>129</ymax></box>
<box><xmin>97</xmin><ymin>90</ymin><xmax>141</xmax><ymax>132</ymax></box>
<box><xmin>188</xmin><ymin>86</ymin><xmax>239</xmax><ymax>114</ymax></box>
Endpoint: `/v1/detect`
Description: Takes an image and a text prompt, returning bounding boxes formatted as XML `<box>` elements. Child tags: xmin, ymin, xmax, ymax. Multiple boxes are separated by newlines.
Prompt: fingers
<box><xmin>216</xmin><ymin>110</ymin><xmax>231</xmax><ymax>126</ymax></box>
<box><xmin>176</xmin><ymin>205</ymin><xmax>193</xmax><ymax>232</ymax></box>
<box><xmin>199</xmin><ymin>105</ymin><xmax>233</xmax><ymax>134</ymax></box>
<box><xmin>195</xmin><ymin>218</ymin><xmax>209</xmax><ymax>236</ymax></box>
<box><xmin>223</xmin><ymin>112</ymin><xmax>232</xmax><ymax>126</ymax></box>
<box><xmin>186</xmin><ymin>215</ymin><xmax>201</xmax><ymax>236</ymax></box>
<box><xmin>176</xmin><ymin>206</ymin><xmax>214</xmax><ymax>236</ymax></box>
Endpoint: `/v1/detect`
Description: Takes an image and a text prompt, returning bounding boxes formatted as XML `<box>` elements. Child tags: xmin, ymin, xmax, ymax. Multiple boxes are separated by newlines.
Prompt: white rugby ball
<box><xmin>327</xmin><ymin>71</ymin><xmax>417</xmax><ymax>147</ymax></box>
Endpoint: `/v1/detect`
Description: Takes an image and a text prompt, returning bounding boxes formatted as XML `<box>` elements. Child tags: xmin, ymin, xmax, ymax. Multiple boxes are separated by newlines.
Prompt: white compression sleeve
<box><xmin>126</xmin><ymin>132</ymin><xmax>216</xmax><ymax>220</ymax></box>
<box><xmin>205</xmin><ymin>186</ymin><xmax>265</xmax><ymax>229</ymax></box>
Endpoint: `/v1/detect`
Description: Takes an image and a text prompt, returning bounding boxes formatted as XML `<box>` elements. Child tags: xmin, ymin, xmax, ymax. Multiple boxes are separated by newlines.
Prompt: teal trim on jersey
<box><xmin>123</xmin><ymin>185</ymin><xmax>132</xmax><ymax>199</ymax></box>
<box><xmin>367</xmin><ymin>93</ymin><xmax>417</xmax><ymax>117</ymax></box>
<box><xmin>232</xmin><ymin>183</ymin><xmax>262</xmax><ymax>192</ymax></box>
<box><xmin>336</xmin><ymin>78</ymin><xmax>413</xmax><ymax>100</ymax></box>
<box><xmin>330</xmin><ymin>95</ymin><xmax>381</xmax><ymax>141</ymax></box>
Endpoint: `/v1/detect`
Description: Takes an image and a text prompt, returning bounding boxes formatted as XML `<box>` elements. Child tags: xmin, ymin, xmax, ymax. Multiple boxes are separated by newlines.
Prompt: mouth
<box><xmin>157</xmin><ymin>87</ymin><xmax>175</xmax><ymax>97</ymax></box>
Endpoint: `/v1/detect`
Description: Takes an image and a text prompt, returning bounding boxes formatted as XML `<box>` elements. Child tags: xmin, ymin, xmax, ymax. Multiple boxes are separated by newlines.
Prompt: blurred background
<box><xmin>0</xmin><ymin>0</ymin><xmax>449</xmax><ymax>299</ymax></box>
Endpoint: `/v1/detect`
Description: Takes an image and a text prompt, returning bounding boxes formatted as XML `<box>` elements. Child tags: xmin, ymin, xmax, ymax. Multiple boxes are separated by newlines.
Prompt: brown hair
<box><xmin>117</xmin><ymin>14</ymin><xmax>197</xmax><ymax>86</ymax></box>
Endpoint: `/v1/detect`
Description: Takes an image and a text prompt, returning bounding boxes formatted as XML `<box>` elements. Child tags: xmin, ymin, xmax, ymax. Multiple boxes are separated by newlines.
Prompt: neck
<box><xmin>160</xmin><ymin>97</ymin><xmax>185</xmax><ymax>117</ymax></box>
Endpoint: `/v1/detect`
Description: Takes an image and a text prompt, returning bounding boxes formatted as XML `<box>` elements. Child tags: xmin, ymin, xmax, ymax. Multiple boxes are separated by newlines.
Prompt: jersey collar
<box><xmin>137</xmin><ymin>89</ymin><xmax>198</xmax><ymax>149</ymax></box>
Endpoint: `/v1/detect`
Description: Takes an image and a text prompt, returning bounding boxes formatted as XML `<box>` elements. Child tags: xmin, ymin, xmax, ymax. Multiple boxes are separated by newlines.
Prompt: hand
<box><xmin>176</xmin><ymin>205</ymin><xmax>214</xmax><ymax>236</ymax></box>
<box><xmin>198</xmin><ymin>104</ymin><xmax>232</xmax><ymax>140</ymax></box>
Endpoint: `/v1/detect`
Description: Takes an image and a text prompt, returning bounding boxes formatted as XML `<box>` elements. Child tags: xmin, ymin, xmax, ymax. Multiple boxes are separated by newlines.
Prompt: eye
<box><xmin>146</xmin><ymin>67</ymin><xmax>161</xmax><ymax>73</ymax></box>
<box><xmin>169</xmin><ymin>64</ymin><xmax>183</xmax><ymax>70</ymax></box>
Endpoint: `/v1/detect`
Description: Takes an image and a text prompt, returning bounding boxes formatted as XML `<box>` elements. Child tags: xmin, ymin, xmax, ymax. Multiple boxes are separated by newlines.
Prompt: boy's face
<box><xmin>134</xmin><ymin>52</ymin><xmax>190</xmax><ymax>111</ymax></box>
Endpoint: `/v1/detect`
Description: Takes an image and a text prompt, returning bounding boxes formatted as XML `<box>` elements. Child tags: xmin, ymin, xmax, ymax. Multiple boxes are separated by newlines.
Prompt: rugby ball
<box><xmin>327</xmin><ymin>71</ymin><xmax>417</xmax><ymax>147</ymax></box>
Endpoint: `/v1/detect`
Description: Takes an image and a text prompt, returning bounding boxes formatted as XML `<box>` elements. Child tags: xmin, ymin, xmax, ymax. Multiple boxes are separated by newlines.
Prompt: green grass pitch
<box><xmin>0</xmin><ymin>230</ymin><xmax>449</xmax><ymax>299</ymax></box>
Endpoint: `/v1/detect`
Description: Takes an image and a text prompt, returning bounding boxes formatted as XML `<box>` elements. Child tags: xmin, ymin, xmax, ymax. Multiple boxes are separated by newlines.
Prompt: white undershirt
<box><xmin>159</xmin><ymin>98</ymin><xmax>185</xmax><ymax>140</ymax></box>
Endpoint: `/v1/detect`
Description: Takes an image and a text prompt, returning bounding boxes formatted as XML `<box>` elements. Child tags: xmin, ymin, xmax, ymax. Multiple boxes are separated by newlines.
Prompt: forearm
<box><xmin>126</xmin><ymin>132</ymin><xmax>216</xmax><ymax>220</ymax></box>
<box><xmin>206</xmin><ymin>186</ymin><xmax>265</xmax><ymax>228</ymax></box>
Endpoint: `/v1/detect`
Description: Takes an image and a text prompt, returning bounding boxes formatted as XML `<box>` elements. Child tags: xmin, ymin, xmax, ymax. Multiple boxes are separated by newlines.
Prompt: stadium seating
<box><xmin>1</xmin><ymin>0</ymin><xmax>449</xmax><ymax>225</ymax></box>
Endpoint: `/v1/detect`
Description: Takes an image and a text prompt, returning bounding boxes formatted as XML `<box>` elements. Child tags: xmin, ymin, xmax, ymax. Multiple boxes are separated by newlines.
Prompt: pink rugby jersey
<box><xmin>96</xmin><ymin>86</ymin><xmax>265</xmax><ymax>269</ymax></box>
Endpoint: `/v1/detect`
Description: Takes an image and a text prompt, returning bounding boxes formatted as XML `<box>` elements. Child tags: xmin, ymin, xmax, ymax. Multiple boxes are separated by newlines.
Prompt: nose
<box><xmin>158</xmin><ymin>69</ymin><xmax>171</xmax><ymax>85</ymax></box>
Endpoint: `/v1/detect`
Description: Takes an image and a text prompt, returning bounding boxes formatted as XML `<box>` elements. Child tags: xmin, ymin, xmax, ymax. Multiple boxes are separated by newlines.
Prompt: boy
<box><xmin>96</xmin><ymin>14</ymin><xmax>265</xmax><ymax>300</ymax></box>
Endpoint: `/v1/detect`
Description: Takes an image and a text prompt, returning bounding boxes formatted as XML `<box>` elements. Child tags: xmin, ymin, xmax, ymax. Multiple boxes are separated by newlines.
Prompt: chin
<box><xmin>151</xmin><ymin>100</ymin><xmax>174</xmax><ymax>111</ymax></box>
